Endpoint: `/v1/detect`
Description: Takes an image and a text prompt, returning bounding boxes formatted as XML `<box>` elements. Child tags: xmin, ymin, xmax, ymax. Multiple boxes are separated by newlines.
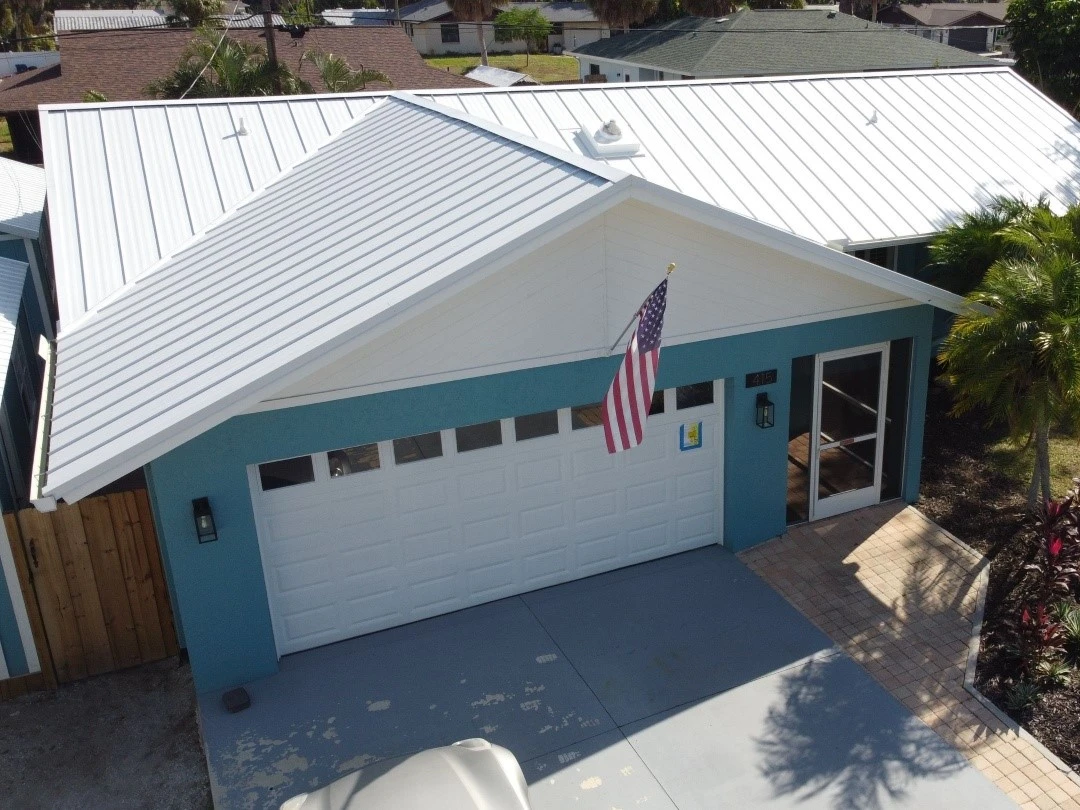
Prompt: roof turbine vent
<box><xmin>578</xmin><ymin>118</ymin><xmax>641</xmax><ymax>159</ymax></box>
<box><xmin>596</xmin><ymin>119</ymin><xmax>623</xmax><ymax>143</ymax></box>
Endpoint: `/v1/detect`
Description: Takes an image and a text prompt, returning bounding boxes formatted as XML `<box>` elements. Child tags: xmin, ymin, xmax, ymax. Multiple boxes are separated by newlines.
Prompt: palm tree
<box><xmin>301</xmin><ymin>50</ymin><xmax>391</xmax><ymax>92</ymax></box>
<box><xmin>586</xmin><ymin>0</ymin><xmax>659</xmax><ymax>33</ymax></box>
<box><xmin>926</xmin><ymin>196</ymin><xmax>1048</xmax><ymax>295</ymax></box>
<box><xmin>447</xmin><ymin>0</ymin><xmax>509</xmax><ymax>67</ymax></box>
<box><xmin>147</xmin><ymin>28</ymin><xmax>311</xmax><ymax>99</ymax></box>
<box><xmin>939</xmin><ymin>205</ymin><xmax>1080</xmax><ymax>509</ymax></box>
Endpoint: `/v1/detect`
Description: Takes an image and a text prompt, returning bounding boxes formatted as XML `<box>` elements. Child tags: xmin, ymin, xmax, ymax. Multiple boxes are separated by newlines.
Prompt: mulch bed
<box><xmin>918</xmin><ymin>372</ymin><xmax>1080</xmax><ymax>770</ymax></box>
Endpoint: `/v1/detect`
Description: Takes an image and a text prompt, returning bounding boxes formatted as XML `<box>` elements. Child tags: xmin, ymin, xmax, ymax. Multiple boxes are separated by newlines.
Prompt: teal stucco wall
<box><xmin>148</xmin><ymin>305</ymin><xmax>936</xmax><ymax>693</ymax></box>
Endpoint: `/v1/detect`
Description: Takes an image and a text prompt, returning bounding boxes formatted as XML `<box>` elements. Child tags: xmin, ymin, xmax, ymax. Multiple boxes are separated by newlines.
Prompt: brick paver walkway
<box><xmin>739</xmin><ymin>503</ymin><xmax>1080</xmax><ymax>810</ymax></box>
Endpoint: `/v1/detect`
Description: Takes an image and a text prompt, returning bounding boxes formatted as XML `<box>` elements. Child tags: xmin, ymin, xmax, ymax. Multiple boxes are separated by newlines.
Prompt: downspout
<box><xmin>29</xmin><ymin>336</ymin><xmax>56</xmax><ymax>512</ymax></box>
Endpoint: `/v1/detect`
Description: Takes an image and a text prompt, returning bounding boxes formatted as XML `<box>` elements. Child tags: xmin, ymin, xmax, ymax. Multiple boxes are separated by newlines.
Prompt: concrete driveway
<box><xmin>198</xmin><ymin>546</ymin><xmax>1014</xmax><ymax>810</ymax></box>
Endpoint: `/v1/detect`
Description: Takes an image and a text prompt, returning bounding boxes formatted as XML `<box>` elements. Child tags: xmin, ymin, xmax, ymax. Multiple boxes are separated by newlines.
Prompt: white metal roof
<box><xmin>0</xmin><ymin>157</ymin><xmax>45</xmax><ymax>240</ymax></box>
<box><xmin>466</xmin><ymin>65</ymin><xmax>532</xmax><ymax>87</ymax></box>
<box><xmin>42</xmin><ymin>95</ymin><xmax>621</xmax><ymax>500</ymax></box>
<box><xmin>40</xmin><ymin>67</ymin><xmax>1080</xmax><ymax>327</ymax></box>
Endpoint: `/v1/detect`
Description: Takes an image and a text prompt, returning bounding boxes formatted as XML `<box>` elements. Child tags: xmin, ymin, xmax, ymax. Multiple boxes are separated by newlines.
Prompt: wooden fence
<box><xmin>2</xmin><ymin>490</ymin><xmax>178</xmax><ymax>693</ymax></box>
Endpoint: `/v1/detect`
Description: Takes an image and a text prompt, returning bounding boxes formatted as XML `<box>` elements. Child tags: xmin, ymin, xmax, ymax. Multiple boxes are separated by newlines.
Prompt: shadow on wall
<box><xmin>755</xmin><ymin>654</ymin><xmax>969</xmax><ymax>810</ymax></box>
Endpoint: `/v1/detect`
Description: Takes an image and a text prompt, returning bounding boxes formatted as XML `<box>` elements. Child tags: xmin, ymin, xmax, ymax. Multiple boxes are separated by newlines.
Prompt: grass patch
<box><xmin>424</xmin><ymin>54</ymin><xmax>579</xmax><ymax>84</ymax></box>
<box><xmin>0</xmin><ymin>118</ymin><xmax>13</xmax><ymax>157</ymax></box>
<box><xmin>987</xmin><ymin>429</ymin><xmax>1080</xmax><ymax>498</ymax></box>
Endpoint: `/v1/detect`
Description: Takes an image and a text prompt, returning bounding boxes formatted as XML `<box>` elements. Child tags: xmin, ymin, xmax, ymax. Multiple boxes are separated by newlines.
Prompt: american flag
<box><xmin>603</xmin><ymin>279</ymin><xmax>668</xmax><ymax>454</ymax></box>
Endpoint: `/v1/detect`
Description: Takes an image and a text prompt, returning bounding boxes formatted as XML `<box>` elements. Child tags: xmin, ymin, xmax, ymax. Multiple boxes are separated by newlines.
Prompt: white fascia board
<box><xmin>627</xmin><ymin>179</ymin><xmax>979</xmax><ymax>315</ymax></box>
<box><xmin>564</xmin><ymin>51</ymin><xmax>691</xmax><ymax>77</ymax></box>
<box><xmin>391</xmin><ymin>93</ymin><xmax>630</xmax><ymax>184</ymax></box>
<box><xmin>30</xmin><ymin>336</ymin><xmax>56</xmax><ymax>511</ymax></box>
<box><xmin>44</xmin><ymin>181</ymin><xmax>634</xmax><ymax>503</ymax></box>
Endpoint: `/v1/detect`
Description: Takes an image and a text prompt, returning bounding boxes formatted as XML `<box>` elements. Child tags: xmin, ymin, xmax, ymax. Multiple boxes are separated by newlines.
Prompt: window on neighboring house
<box><xmin>676</xmin><ymin>382</ymin><xmax>714</xmax><ymax>410</ymax></box>
<box><xmin>327</xmin><ymin>443</ymin><xmax>380</xmax><ymax>478</ymax></box>
<box><xmin>515</xmin><ymin>410</ymin><xmax>559</xmax><ymax>441</ymax></box>
<box><xmin>393</xmin><ymin>431</ymin><xmax>443</xmax><ymax>464</ymax></box>
<box><xmin>649</xmin><ymin>389</ymin><xmax>665</xmax><ymax>415</ymax></box>
<box><xmin>551</xmin><ymin>22</ymin><xmax>563</xmax><ymax>35</ymax></box>
<box><xmin>571</xmin><ymin>403</ymin><xmax>603</xmax><ymax>429</ymax></box>
<box><xmin>681</xmin><ymin>74</ymin><xmax>693</xmax><ymax>80</ymax></box>
<box><xmin>441</xmin><ymin>23</ymin><xmax>460</xmax><ymax>43</ymax></box>
<box><xmin>589</xmin><ymin>63</ymin><xmax>600</xmax><ymax>75</ymax></box>
<box><xmin>456</xmin><ymin>420</ymin><xmax>502</xmax><ymax>452</ymax></box>
<box><xmin>259</xmin><ymin>455</ymin><xmax>316</xmax><ymax>490</ymax></box>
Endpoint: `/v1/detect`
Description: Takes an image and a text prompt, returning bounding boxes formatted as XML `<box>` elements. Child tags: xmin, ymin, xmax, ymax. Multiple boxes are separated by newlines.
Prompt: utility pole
<box><xmin>263</xmin><ymin>0</ymin><xmax>281</xmax><ymax>94</ymax></box>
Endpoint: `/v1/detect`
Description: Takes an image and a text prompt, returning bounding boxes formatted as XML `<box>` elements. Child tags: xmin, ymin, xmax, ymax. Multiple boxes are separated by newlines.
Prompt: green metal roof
<box><xmin>569</xmin><ymin>9</ymin><xmax>997</xmax><ymax>76</ymax></box>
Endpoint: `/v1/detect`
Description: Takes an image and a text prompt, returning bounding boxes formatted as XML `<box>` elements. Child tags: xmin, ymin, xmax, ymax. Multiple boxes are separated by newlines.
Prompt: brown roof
<box><xmin>0</xmin><ymin>26</ymin><xmax>480</xmax><ymax>113</ymax></box>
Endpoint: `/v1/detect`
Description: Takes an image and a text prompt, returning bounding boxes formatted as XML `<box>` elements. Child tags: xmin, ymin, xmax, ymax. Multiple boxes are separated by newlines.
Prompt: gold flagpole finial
<box><xmin>666</xmin><ymin>262</ymin><xmax>676</xmax><ymax>275</ymax></box>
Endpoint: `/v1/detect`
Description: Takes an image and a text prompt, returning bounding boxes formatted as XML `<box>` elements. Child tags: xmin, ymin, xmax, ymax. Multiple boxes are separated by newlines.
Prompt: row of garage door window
<box><xmin>258</xmin><ymin>381</ymin><xmax>716</xmax><ymax>492</ymax></box>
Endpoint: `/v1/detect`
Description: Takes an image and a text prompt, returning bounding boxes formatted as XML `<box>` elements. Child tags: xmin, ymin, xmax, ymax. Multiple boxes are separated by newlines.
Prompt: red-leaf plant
<box><xmin>1011</xmin><ymin>602</ymin><xmax>1065</xmax><ymax>675</ymax></box>
<box><xmin>1028</xmin><ymin>483</ymin><xmax>1080</xmax><ymax>602</ymax></box>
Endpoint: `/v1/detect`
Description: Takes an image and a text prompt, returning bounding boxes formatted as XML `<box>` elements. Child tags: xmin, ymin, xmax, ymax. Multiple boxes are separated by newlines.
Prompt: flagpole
<box><xmin>608</xmin><ymin>262</ymin><xmax>676</xmax><ymax>354</ymax></box>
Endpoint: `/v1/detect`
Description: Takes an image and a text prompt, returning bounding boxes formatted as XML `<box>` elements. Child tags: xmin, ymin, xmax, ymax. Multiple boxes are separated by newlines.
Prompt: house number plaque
<box><xmin>745</xmin><ymin>369</ymin><xmax>778</xmax><ymax>388</ymax></box>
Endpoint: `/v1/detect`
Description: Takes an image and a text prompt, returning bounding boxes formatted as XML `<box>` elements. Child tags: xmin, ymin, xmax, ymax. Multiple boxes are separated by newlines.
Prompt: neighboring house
<box><xmin>322</xmin><ymin>7</ymin><xmax>398</xmax><ymax>26</ymax></box>
<box><xmin>569</xmin><ymin>9</ymin><xmax>997</xmax><ymax>83</ymax></box>
<box><xmin>0</xmin><ymin>158</ymin><xmax>54</xmax><ymax>684</ymax></box>
<box><xmin>31</xmin><ymin>68</ymin><xmax>1080</xmax><ymax>694</ymax></box>
<box><xmin>0</xmin><ymin>52</ymin><xmax>60</xmax><ymax>79</ymax></box>
<box><xmin>876</xmin><ymin>2</ymin><xmax>1007</xmax><ymax>54</ymax></box>
<box><xmin>0</xmin><ymin>27</ymin><xmax>480</xmax><ymax>163</ymax></box>
<box><xmin>395</xmin><ymin>0</ymin><xmax>607</xmax><ymax>55</ymax></box>
<box><xmin>465</xmin><ymin>64</ymin><xmax>537</xmax><ymax>86</ymax></box>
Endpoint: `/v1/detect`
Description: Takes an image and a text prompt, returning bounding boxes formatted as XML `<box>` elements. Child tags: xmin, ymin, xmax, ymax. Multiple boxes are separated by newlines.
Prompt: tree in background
<box><xmin>301</xmin><ymin>49</ymin><xmax>390</xmax><ymax>90</ymax></box>
<box><xmin>1007</xmin><ymin>0</ymin><xmax>1080</xmax><ymax>114</ymax></box>
<box><xmin>680</xmin><ymin>0</ymin><xmax>737</xmax><ymax>15</ymax></box>
<box><xmin>747</xmin><ymin>0</ymin><xmax>805</xmax><ymax>9</ymax></box>
<box><xmin>939</xmin><ymin>203</ymin><xmax>1080</xmax><ymax>509</ymax></box>
<box><xmin>1</xmin><ymin>0</ymin><xmax>52</xmax><ymax>50</ymax></box>
<box><xmin>585</xmin><ymin>0</ymin><xmax>659</xmax><ymax>33</ymax></box>
<box><xmin>147</xmin><ymin>27</ymin><xmax>311</xmax><ymax>98</ymax></box>
<box><xmin>493</xmin><ymin>6</ymin><xmax>550</xmax><ymax>65</ymax></box>
<box><xmin>447</xmin><ymin>0</ymin><xmax>509</xmax><ymax>66</ymax></box>
<box><xmin>168</xmin><ymin>0</ymin><xmax>225</xmax><ymax>26</ymax></box>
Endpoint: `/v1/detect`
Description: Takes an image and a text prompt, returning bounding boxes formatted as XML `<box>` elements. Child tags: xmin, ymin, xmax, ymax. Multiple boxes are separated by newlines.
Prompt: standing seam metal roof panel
<box><xmin>39</xmin><ymin>68</ymin><xmax>1080</xmax><ymax>326</ymax></box>
<box><xmin>44</xmin><ymin>97</ymin><xmax>617</xmax><ymax>498</ymax></box>
<box><xmin>0</xmin><ymin>157</ymin><xmax>46</xmax><ymax>240</ymax></box>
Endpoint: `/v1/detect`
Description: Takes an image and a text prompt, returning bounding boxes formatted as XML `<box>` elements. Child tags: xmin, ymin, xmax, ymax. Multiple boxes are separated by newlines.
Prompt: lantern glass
<box><xmin>755</xmin><ymin>392</ymin><xmax>775</xmax><ymax>429</ymax></box>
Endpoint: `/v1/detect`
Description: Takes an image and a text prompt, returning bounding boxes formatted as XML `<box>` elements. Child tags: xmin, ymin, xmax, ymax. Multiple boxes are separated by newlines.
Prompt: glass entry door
<box><xmin>810</xmin><ymin>343</ymin><xmax>890</xmax><ymax>520</ymax></box>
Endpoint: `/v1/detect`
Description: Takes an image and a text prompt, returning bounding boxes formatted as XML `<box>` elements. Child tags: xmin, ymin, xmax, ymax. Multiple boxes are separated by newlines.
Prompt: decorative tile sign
<box><xmin>680</xmin><ymin>421</ymin><xmax>703</xmax><ymax>451</ymax></box>
<box><xmin>745</xmin><ymin>369</ymin><xmax>778</xmax><ymax>388</ymax></box>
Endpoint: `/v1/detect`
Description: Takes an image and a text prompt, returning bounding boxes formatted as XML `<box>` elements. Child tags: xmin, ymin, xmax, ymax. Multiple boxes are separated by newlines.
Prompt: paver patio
<box><xmin>199</xmin><ymin>539</ymin><xmax>1011</xmax><ymax>810</ymax></box>
<box><xmin>740</xmin><ymin>503</ymin><xmax>1080</xmax><ymax>810</ymax></box>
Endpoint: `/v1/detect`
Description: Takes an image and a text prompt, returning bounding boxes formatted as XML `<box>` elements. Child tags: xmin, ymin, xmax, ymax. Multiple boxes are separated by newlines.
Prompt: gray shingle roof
<box><xmin>569</xmin><ymin>9</ymin><xmax>996</xmax><ymax>76</ymax></box>
<box><xmin>398</xmin><ymin>0</ymin><xmax>598</xmax><ymax>24</ymax></box>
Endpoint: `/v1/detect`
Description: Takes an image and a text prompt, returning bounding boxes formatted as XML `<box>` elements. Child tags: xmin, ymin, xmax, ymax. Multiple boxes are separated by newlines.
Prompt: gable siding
<box><xmin>263</xmin><ymin>200</ymin><xmax>906</xmax><ymax>409</ymax></box>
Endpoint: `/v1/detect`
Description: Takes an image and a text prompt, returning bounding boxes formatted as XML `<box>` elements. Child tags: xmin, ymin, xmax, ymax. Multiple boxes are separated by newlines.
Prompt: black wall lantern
<box><xmin>193</xmin><ymin>497</ymin><xmax>218</xmax><ymax>543</ymax></box>
<box><xmin>755</xmin><ymin>392</ymin><xmax>775</xmax><ymax>429</ymax></box>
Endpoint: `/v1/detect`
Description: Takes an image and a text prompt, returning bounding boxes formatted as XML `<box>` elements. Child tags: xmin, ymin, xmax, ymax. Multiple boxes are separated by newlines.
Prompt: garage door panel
<box><xmin>256</xmin><ymin>384</ymin><xmax>725</xmax><ymax>656</ymax></box>
<box><xmin>573</xmin><ymin>491</ymin><xmax>618</xmax><ymax>523</ymax></box>
<box><xmin>458</xmin><ymin>467</ymin><xmax>509</xmax><ymax>501</ymax></box>
<box><xmin>463</xmin><ymin>515</ymin><xmax>513</xmax><ymax>549</ymax></box>
<box><xmin>516</xmin><ymin>455</ymin><xmax>564</xmax><ymax>489</ymax></box>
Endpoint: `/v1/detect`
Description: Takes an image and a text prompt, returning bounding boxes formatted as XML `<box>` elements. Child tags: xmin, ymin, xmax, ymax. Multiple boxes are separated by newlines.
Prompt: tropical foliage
<box><xmin>169</xmin><ymin>0</ymin><xmax>225</xmax><ymax>27</ymax></box>
<box><xmin>493</xmin><ymin>6</ymin><xmax>551</xmax><ymax>64</ymax></box>
<box><xmin>301</xmin><ymin>49</ymin><xmax>391</xmax><ymax>91</ymax></box>
<box><xmin>680</xmin><ymin>0</ymin><xmax>737</xmax><ymax>14</ymax></box>
<box><xmin>1</xmin><ymin>0</ymin><xmax>51</xmax><ymax>51</ymax></box>
<box><xmin>147</xmin><ymin>28</ymin><xmax>312</xmax><ymax>99</ymax></box>
<box><xmin>938</xmin><ymin>202</ymin><xmax>1080</xmax><ymax>509</ymax></box>
<box><xmin>447</xmin><ymin>0</ymin><xmax>509</xmax><ymax>66</ymax></box>
<box><xmin>585</xmin><ymin>0</ymin><xmax>659</xmax><ymax>32</ymax></box>
<box><xmin>1007</xmin><ymin>0</ymin><xmax>1080</xmax><ymax>114</ymax></box>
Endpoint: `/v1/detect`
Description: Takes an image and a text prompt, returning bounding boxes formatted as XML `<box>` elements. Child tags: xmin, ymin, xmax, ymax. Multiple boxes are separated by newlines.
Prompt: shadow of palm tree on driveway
<box><xmin>755</xmin><ymin>654</ymin><xmax>969</xmax><ymax>810</ymax></box>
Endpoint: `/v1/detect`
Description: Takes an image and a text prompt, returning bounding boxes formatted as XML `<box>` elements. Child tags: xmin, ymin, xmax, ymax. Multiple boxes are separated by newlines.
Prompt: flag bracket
<box><xmin>608</xmin><ymin>263</ymin><xmax>675</xmax><ymax>354</ymax></box>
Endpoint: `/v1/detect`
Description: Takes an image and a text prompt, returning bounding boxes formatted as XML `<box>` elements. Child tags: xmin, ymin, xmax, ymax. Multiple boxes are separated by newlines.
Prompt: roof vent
<box><xmin>577</xmin><ymin>119</ymin><xmax>641</xmax><ymax>159</ymax></box>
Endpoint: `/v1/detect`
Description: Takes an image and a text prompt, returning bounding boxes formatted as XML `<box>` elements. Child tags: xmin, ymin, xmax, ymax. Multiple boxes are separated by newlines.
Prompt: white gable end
<box><xmin>259</xmin><ymin>199</ymin><xmax>908</xmax><ymax>410</ymax></box>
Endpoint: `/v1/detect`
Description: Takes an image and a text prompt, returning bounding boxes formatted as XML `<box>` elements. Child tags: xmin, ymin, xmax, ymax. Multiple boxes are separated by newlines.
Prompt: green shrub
<box><xmin>1006</xmin><ymin>680</ymin><xmax>1042</xmax><ymax>712</ymax></box>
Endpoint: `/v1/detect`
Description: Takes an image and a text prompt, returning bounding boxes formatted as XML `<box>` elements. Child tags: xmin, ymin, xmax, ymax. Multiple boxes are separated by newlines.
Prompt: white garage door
<box><xmin>251</xmin><ymin>380</ymin><xmax>725</xmax><ymax>656</ymax></box>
